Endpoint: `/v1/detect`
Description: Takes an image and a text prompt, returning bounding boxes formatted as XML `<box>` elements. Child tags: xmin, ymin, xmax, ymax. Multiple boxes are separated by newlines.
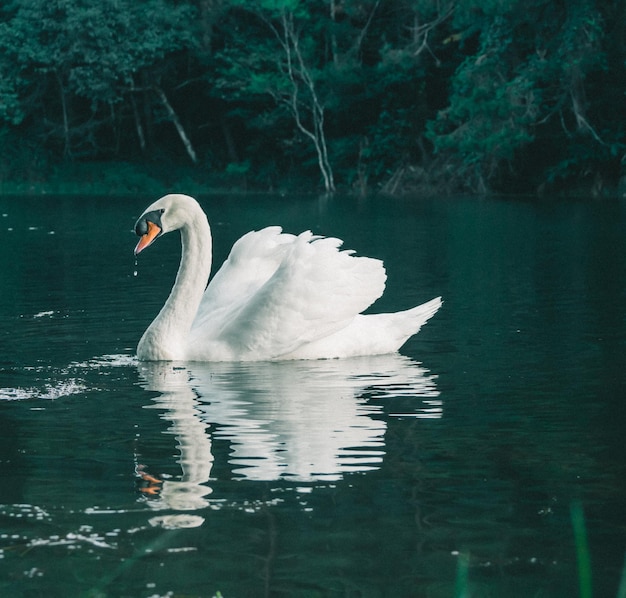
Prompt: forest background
<box><xmin>0</xmin><ymin>0</ymin><xmax>624</xmax><ymax>197</ymax></box>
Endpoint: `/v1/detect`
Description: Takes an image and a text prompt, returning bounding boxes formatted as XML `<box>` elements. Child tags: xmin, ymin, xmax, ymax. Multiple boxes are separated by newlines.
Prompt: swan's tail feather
<box><xmin>285</xmin><ymin>296</ymin><xmax>442</xmax><ymax>359</ymax></box>
<box><xmin>389</xmin><ymin>296</ymin><xmax>442</xmax><ymax>351</ymax></box>
<box><xmin>408</xmin><ymin>296</ymin><xmax>442</xmax><ymax>328</ymax></box>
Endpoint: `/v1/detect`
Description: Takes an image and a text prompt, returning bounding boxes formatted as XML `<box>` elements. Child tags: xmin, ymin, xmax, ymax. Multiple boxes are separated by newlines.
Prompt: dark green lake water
<box><xmin>0</xmin><ymin>194</ymin><xmax>624</xmax><ymax>598</ymax></box>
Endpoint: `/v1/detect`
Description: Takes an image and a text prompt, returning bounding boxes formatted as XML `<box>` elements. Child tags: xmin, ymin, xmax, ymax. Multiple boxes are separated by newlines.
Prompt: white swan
<box><xmin>133</xmin><ymin>193</ymin><xmax>441</xmax><ymax>361</ymax></box>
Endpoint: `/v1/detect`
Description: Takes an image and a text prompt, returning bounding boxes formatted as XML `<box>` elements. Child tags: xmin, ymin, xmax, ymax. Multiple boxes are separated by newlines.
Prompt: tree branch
<box><xmin>154</xmin><ymin>85</ymin><xmax>198</xmax><ymax>164</ymax></box>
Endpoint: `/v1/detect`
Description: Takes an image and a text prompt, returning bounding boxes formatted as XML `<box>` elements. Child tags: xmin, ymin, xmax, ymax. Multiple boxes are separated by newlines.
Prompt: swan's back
<box><xmin>188</xmin><ymin>227</ymin><xmax>387</xmax><ymax>361</ymax></box>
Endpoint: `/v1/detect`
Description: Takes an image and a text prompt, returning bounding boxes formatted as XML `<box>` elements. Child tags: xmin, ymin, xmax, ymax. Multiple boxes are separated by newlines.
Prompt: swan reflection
<box><xmin>137</xmin><ymin>354</ymin><xmax>439</xmax><ymax>520</ymax></box>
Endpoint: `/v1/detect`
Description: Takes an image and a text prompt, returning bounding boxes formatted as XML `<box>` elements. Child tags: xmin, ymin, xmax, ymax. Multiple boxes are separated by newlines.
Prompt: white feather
<box><xmin>135</xmin><ymin>194</ymin><xmax>441</xmax><ymax>361</ymax></box>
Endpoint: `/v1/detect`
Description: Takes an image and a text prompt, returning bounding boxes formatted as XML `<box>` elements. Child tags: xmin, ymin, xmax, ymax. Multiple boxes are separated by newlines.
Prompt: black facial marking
<box><xmin>134</xmin><ymin>209</ymin><xmax>164</xmax><ymax>237</ymax></box>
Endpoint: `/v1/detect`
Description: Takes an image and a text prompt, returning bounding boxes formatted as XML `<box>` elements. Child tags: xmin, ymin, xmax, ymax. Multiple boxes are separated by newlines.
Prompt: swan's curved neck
<box><xmin>138</xmin><ymin>214</ymin><xmax>212</xmax><ymax>360</ymax></box>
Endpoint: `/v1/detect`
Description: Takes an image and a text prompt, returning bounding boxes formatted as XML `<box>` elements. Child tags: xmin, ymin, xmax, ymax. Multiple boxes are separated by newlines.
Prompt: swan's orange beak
<box><xmin>135</xmin><ymin>221</ymin><xmax>162</xmax><ymax>255</ymax></box>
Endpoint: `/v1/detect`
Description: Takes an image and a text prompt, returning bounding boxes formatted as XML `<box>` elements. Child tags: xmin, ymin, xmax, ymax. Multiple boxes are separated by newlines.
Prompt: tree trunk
<box><xmin>221</xmin><ymin>118</ymin><xmax>239</xmax><ymax>163</ymax></box>
<box><xmin>55</xmin><ymin>70</ymin><xmax>71</xmax><ymax>158</ymax></box>
<box><xmin>280</xmin><ymin>12</ymin><xmax>335</xmax><ymax>193</ymax></box>
<box><xmin>130</xmin><ymin>91</ymin><xmax>146</xmax><ymax>153</ymax></box>
<box><xmin>154</xmin><ymin>85</ymin><xmax>198</xmax><ymax>164</ymax></box>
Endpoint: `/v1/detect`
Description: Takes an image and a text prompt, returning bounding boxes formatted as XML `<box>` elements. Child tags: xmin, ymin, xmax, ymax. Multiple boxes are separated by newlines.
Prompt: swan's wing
<box><xmin>194</xmin><ymin>226</ymin><xmax>295</xmax><ymax>321</ymax></box>
<box><xmin>190</xmin><ymin>229</ymin><xmax>386</xmax><ymax>360</ymax></box>
<box><xmin>218</xmin><ymin>231</ymin><xmax>387</xmax><ymax>358</ymax></box>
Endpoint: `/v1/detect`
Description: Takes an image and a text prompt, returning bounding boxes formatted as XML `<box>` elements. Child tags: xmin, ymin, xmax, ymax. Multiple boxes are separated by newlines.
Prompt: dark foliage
<box><xmin>0</xmin><ymin>0</ymin><xmax>624</xmax><ymax>195</ymax></box>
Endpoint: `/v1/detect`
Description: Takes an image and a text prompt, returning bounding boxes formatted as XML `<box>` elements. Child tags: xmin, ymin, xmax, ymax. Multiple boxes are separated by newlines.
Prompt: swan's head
<box><xmin>134</xmin><ymin>194</ymin><xmax>200</xmax><ymax>255</ymax></box>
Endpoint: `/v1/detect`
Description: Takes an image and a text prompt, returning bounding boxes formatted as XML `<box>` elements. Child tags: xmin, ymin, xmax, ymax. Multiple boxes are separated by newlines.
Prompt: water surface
<box><xmin>0</xmin><ymin>194</ymin><xmax>624</xmax><ymax>597</ymax></box>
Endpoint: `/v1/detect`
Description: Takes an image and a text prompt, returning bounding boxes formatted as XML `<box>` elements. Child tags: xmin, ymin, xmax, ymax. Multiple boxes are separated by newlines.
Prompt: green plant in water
<box><xmin>617</xmin><ymin>553</ymin><xmax>626</xmax><ymax>598</ymax></box>
<box><xmin>454</xmin><ymin>550</ymin><xmax>470</xmax><ymax>598</ymax></box>
<box><xmin>570</xmin><ymin>500</ymin><xmax>593</xmax><ymax>598</ymax></box>
<box><xmin>451</xmin><ymin>503</ymin><xmax>626</xmax><ymax>598</ymax></box>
